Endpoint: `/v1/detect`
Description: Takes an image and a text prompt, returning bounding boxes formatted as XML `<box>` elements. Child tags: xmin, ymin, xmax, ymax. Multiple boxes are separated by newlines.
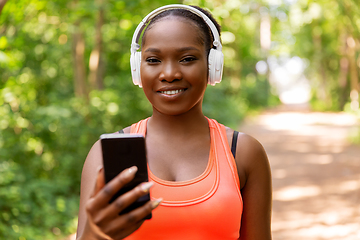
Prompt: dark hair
<box><xmin>141</xmin><ymin>5</ymin><xmax>221</xmax><ymax>55</ymax></box>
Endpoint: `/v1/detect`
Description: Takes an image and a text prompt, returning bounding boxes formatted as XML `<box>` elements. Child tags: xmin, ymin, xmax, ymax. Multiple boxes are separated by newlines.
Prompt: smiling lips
<box><xmin>158</xmin><ymin>89</ymin><xmax>186</xmax><ymax>95</ymax></box>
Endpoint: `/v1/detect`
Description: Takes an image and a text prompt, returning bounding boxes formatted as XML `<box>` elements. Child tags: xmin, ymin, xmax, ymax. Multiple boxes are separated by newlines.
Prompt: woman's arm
<box><xmin>235</xmin><ymin>133</ymin><xmax>272</xmax><ymax>240</ymax></box>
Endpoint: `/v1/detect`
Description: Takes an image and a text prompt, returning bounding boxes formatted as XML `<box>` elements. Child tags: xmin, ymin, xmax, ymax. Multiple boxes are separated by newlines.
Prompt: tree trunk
<box><xmin>72</xmin><ymin>21</ymin><xmax>88</xmax><ymax>99</ymax></box>
<box><xmin>338</xmin><ymin>57</ymin><xmax>349</xmax><ymax>109</ymax></box>
<box><xmin>313</xmin><ymin>30</ymin><xmax>330</xmax><ymax>107</ymax></box>
<box><xmin>347</xmin><ymin>36</ymin><xmax>359</xmax><ymax>92</ymax></box>
<box><xmin>319</xmin><ymin>62</ymin><xmax>329</xmax><ymax>105</ymax></box>
<box><xmin>0</xmin><ymin>0</ymin><xmax>8</xmax><ymax>17</ymax></box>
<box><xmin>89</xmin><ymin>0</ymin><xmax>104</xmax><ymax>90</ymax></box>
<box><xmin>338</xmin><ymin>33</ymin><xmax>349</xmax><ymax>109</ymax></box>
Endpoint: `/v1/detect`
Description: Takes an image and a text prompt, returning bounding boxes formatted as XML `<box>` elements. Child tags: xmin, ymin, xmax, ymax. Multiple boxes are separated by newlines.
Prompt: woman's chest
<box><xmin>145</xmin><ymin>136</ymin><xmax>210</xmax><ymax>182</ymax></box>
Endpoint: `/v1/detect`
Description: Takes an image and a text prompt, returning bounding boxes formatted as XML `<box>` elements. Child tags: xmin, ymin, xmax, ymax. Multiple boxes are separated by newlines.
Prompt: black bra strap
<box><xmin>118</xmin><ymin>129</ymin><xmax>124</xmax><ymax>134</ymax></box>
<box><xmin>231</xmin><ymin>131</ymin><xmax>239</xmax><ymax>159</ymax></box>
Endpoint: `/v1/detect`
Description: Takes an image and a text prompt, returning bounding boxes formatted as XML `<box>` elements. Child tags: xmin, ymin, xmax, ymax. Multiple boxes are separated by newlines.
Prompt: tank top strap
<box><xmin>207</xmin><ymin>118</ymin><xmax>241</xmax><ymax>190</ymax></box>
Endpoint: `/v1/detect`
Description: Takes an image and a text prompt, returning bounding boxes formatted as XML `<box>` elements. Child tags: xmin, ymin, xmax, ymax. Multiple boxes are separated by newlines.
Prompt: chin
<box><xmin>154</xmin><ymin>107</ymin><xmax>189</xmax><ymax>116</ymax></box>
<box><xmin>153</xmin><ymin>102</ymin><xmax>203</xmax><ymax>117</ymax></box>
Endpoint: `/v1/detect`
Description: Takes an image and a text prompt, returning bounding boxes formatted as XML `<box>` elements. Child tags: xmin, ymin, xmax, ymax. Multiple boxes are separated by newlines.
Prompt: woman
<box><xmin>76</xmin><ymin>4</ymin><xmax>272</xmax><ymax>240</ymax></box>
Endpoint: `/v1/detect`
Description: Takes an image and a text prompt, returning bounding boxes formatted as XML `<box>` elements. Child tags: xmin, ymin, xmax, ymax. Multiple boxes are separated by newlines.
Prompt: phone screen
<box><xmin>100</xmin><ymin>133</ymin><xmax>151</xmax><ymax>219</ymax></box>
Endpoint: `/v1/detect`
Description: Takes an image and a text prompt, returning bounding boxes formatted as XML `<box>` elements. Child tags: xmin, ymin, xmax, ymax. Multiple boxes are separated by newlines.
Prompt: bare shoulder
<box><xmin>237</xmin><ymin>132</ymin><xmax>269</xmax><ymax>169</ymax></box>
<box><xmin>83</xmin><ymin>140</ymin><xmax>102</xmax><ymax>173</ymax></box>
<box><xmin>226</xmin><ymin>127</ymin><xmax>268</xmax><ymax>166</ymax></box>
<box><xmin>225</xmin><ymin>127</ymin><xmax>271</xmax><ymax>188</ymax></box>
<box><xmin>122</xmin><ymin>126</ymin><xmax>131</xmax><ymax>133</ymax></box>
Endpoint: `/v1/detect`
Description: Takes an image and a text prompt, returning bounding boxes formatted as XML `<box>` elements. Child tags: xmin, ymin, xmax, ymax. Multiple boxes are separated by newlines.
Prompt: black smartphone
<box><xmin>100</xmin><ymin>133</ymin><xmax>151</xmax><ymax>219</ymax></box>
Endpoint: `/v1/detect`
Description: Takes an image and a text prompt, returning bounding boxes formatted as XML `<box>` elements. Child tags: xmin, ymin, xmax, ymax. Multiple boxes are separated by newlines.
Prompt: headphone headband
<box><xmin>131</xmin><ymin>4</ymin><xmax>222</xmax><ymax>53</ymax></box>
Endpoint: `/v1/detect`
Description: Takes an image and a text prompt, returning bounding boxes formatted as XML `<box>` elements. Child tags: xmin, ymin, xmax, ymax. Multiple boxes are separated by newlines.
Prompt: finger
<box><xmin>123</xmin><ymin>198</ymin><xmax>162</xmax><ymax>223</ymax></box>
<box><xmin>103</xmin><ymin>198</ymin><xmax>162</xmax><ymax>238</ymax></box>
<box><xmin>110</xmin><ymin>220</ymin><xmax>144</xmax><ymax>240</ymax></box>
<box><xmin>90</xmin><ymin>182</ymin><xmax>153</xmax><ymax>239</ymax></box>
<box><xmin>87</xmin><ymin>166</ymin><xmax>138</xmax><ymax>212</ymax></box>
<box><xmin>100</xmin><ymin>181</ymin><xmax>154</xmax><ymax>219</ymax></box>
<box><xmin>127</xmin><ymin>198</ymin><xmax>162</xmax><ymax>221</ymax></box>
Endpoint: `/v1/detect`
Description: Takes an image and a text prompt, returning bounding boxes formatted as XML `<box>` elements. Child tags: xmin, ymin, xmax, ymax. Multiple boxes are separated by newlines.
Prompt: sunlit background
<box><xmin>240</xmin><ymin>109</ymin><xmax>360</xmax><ymax>239</ymax></box>
<box><xmin>0</xmin><ymin>0</ymin><xmax>359</xmax><ymax>239</ymax></box>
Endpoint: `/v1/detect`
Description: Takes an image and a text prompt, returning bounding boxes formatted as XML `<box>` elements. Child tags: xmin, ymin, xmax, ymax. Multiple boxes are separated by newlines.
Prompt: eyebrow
<box><xmin>144</xmin><ymin>46</ymin><xmax>200</xmax><ymax>53</ymax></box>
<box><xmin>176</xmin><ymin>46</ymin><xmax>200</xmax><ymax>52</ymax></box>
<box><xmin>144</xmin><ymin>48</ymin><xmax>161</xmax><ymax>53</ymax></box>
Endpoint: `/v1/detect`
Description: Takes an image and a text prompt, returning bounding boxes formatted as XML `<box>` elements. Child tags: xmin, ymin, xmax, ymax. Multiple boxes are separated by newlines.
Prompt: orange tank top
<box><xmin>125</xmin><ymin>118</ymin><xmax>243</xmax><ymax>240</ymax></box>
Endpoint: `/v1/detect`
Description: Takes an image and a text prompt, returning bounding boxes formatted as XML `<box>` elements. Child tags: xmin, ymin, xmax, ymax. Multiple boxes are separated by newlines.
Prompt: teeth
<box><xmin>160</xmin><ymin>89</ymin><xmax>184</xmax><ymax>95</ymax></box>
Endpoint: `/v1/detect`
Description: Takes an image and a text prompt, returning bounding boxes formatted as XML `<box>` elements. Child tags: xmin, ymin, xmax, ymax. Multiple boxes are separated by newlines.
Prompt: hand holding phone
<box><xmin>100</xmin><ymin>133</ymin><xmax>152</xmax><ymax>219</ymax></box>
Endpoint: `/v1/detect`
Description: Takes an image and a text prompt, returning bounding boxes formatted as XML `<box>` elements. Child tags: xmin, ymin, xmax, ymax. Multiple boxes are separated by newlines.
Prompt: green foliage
<box><xmin>0</xmin><ymin>0</ymin><xmax>280</xmax><ymax>239</ymax></box>
<box><xmin>286</xmin><ymin>0</ymin><xmax>360</xmax><ymax>111</ymax></box>
<box><xmin>203</xmin><ymin>80</ymin><xmax>248</xmax><ymax>129</ymax></box>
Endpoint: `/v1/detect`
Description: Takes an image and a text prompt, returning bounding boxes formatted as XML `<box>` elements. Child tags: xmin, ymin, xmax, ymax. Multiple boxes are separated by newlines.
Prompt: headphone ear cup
<box><xmin>208</xmin><ymin>49</ymin><xmax>214</xmax><ymax>85</ymax></box>
<box><xmin>130</xmin><ymin>52</ymin><xmax>142</xmax><ymax>87</ymax></box>
<box><xmin>208</xmin><ymin>49</ymin><xmax>224</xmax><ymax>85</ymax></box>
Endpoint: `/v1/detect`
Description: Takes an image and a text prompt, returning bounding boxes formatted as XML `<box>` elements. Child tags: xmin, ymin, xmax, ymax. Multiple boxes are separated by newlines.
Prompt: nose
<box><xmin>159</xmin><ymin>60</ymin><xmax>182</xmax><ymax>82</ymax></box>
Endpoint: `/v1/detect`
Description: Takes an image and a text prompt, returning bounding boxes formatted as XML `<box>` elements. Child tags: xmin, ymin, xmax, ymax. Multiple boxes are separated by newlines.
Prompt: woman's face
<box><xmin>140</xmin><ymin>17</ymin><xmax>208</xmax><ymax>116</ymax></box>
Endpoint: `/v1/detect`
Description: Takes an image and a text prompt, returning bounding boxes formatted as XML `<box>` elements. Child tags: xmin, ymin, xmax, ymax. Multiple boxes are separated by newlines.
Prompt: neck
<box><xmin>148</xmin><ymin>106</ymin><xmax>209</xmax><ymax>136</ymax></box>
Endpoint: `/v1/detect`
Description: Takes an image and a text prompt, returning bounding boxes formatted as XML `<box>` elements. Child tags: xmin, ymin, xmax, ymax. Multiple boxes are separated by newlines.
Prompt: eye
<box><xmin>146</xmin><ymin>58</ymin><xmax>160</xmax><ymax>64</ymax></box>
<box><xmin>180</xmin><ymin>56</ymin><xmax>197</xmax><ymax>63</ymax></box>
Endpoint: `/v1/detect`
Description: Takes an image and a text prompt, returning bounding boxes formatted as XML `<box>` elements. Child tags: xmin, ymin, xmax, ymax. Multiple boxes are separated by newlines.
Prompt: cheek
<box><xmin>192</xmin><ymin>61</ymin><xmax>208</xmax><ymax>83</ymax></box>
<box><xmin>140</xmin><ymin>57</ymin><xmax>161</xmax><ymax>74</ymax></box>
<box><xmin>139</xmin><ymin>69</ymin><xmax>155</xmax><ymax>101</ymax></box>
<box><xmin>140</xmin><ymin>64</ymin><xmax>154</xmax><ymax>86</ymax></box>
<box><xmin>141</xmin><ymin>85</ymin><xmax>154</xmax><ymax>106</ymax></box>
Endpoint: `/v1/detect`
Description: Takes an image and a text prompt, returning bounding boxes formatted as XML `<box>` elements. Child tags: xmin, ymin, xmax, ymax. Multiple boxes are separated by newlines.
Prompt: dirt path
<box><xmin>239</xmin><ymin>105</ymin><xmax>360</xmax><ymax>240</ymax></box>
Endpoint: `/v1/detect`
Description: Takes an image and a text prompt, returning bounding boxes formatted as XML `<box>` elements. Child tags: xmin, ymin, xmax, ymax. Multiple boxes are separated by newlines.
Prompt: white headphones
<box><xmin>130</xmin><ymin>4</ymin><xmax>224</xmax><ymax>87</ymax></box>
